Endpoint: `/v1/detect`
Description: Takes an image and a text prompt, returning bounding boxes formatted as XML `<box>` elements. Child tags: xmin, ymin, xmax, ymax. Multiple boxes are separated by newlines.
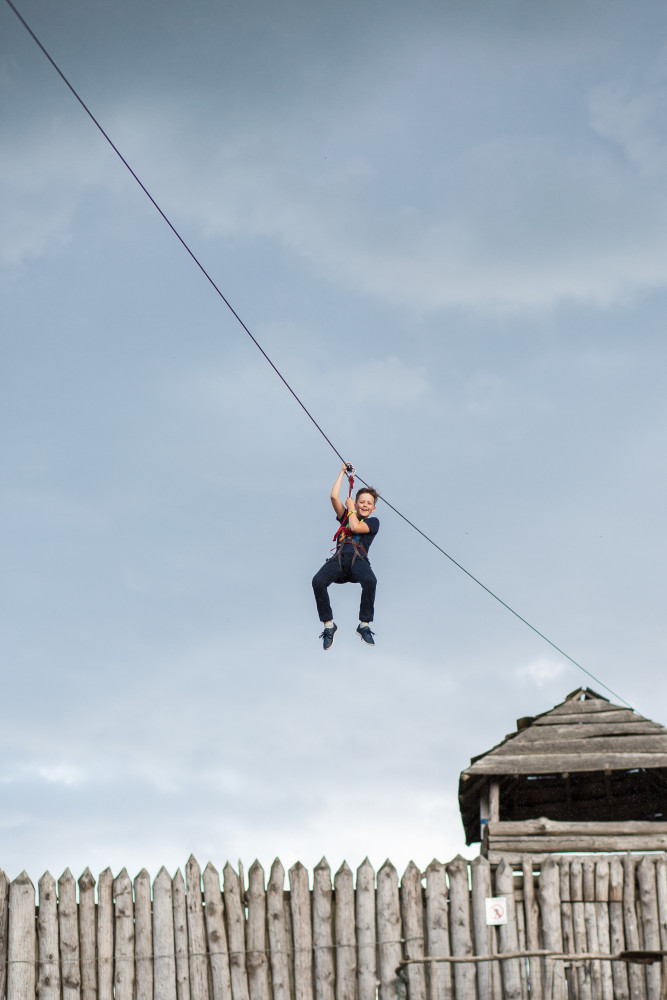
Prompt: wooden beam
<box><xmin>464</xmin><ymin>751</ymin><xmax>667</xmax><ymax>775</ymax></box>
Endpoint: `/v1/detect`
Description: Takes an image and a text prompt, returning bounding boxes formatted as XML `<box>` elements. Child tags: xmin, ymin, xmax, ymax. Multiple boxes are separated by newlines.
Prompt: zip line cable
<box><xmin>6</xmin><ymin>0</ymin><xmax>633</xmax><ymax>710</ymax></box>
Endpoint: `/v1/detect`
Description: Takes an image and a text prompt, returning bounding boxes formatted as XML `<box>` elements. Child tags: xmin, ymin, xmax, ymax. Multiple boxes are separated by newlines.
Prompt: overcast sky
<box><xmin>3</xmin><ymin>0</ymin><xmax>667</xmax><ymax>885</ymax></box>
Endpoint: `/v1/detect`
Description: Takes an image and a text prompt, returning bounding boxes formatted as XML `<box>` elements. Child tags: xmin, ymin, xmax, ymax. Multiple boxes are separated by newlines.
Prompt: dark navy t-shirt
<box><xmin>336</xmin><ymin>512</ymin><xmax>380</xmax><ymax>554</ymax></box>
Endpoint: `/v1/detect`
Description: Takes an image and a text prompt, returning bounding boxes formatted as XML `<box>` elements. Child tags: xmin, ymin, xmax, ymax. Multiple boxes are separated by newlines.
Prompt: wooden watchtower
<box><xmin>458</xmin><ymin>686</ymin><xmax>667</xmax><ymax>863</ymax></box>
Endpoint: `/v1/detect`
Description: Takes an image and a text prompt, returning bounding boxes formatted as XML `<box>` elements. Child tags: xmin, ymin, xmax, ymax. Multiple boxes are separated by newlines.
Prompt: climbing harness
<box><xmin>331</xmin><ymin>465</ymin><xmax>369</xmax><ymax>575</ymax></box>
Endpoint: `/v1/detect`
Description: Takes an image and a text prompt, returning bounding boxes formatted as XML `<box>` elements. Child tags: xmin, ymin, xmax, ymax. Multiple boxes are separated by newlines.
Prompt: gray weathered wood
<box><xmin>312</xmin><ymin>859</ymin><xmax>335</xmax><ymax>1000</ymax></box>
<box><xmin>334</xmin><ymin>862</ymin><xmax>356</xmax><ymax>1000</ymax></box>
<box><xmin>113</xmin><ymin>868</ymin><xmax>135</xmax><ymax>1000</ymax></box>
<box><xmin>424</xmin><ymin>860</ymin><xmax>453</xmax><ymax>1000</ymax></box>
<box><xmin>400</xmin><ymin>862</ymin><xmax>426</xmax><ymax>1000</ymax></box>
<box><xmin>447</xmin><ymin>855</ymin><xmax>476</xmax><ymax>1000</ymax></box>
<box><xmin>202</xmin><ymin>862</ymin><xmax>232</xmax><ymax>1000</ymax></box>
<box><xmin>173</xmin><ymin>869</ymin><xmax>192</xmax><ymax>1000</ymax></box>
<box><xmin>466</xmin><ymin>751</ymin><xmax>667</xmax><ymax>774</ymax></box>
<box><xmin>514</xmin><ymin>721</ymin><xmax>663</xmax><ymax>740</ymax></box>
<box><xmin>593</xmin><ymin>860</ymin><xmax>613</xmax><ymax>1000</ymax></box>
<box><xmin>8</xmin><ymin>872</ymin><xmax>36</xmax><ymax>1000</ymax></box>
<box><xmin>223</xmin><ymin>863</ymin><xmax>249</xmax><ymax>1000</ymax></box>
<box><xmin>521</xmin><ymin>857</ymin><xmax>542</xmax><ymax>1000</ymax></box>
<box><xmin>656</xmin><ymin>855</ymin><xmax>667</xmax><ymax>950</ymax></box>
<box><xmin>622</xmin><ymin>853</ymin><xmax>646</xmax><ymax>1000</ymax></box>
<box><xmin>78</xmin><ymin>869</ymin><xmax>97</xmax><ymax>1000</ymax></box>
<box><xmin>637</xmin><ymin>856</ymin><xmax>661</xmax><ymax>999</ymax></box>
<box><xmin>487</xmin><ymin>818</ymin><xmax>667</xmax><ymax>835</ymax></box>
<box><xmin>37</xmin><ymin>871</ymin><xmax>60</xmax><ymax>1000</ymax></box>
<box><xmin>492</xmin><ymin>734</ymin><xmax>667</xmax><ymax>754</ymax></box>
<box><xmin>489</xmin><ymin>780</ymin><xmax>500</xmax><ymax>821</ymax></box>
<box><xmin>186</xmin><ymin>856</ymin><xmax>210</xmax><ymax>1000</ymax></box>
<box><xmin>608</xmin><ymin>857</ymin><xmax>629</xmax><ymax>1000</ymax></box>
<box><xmin>470</xmin><ymin>856</ymin><xmax>497</xmax><ymax>1000</ymax></box>
<box><xmin>97</xmin><ymin>868</ymin><xmax>114</xmax><ymax>1000</ymax></box>
<box><xmin>582</xmin><ymin>860</ymin><xmax>601</xmax><ymax>1000</ymax></box>
<box><xmin>538</xmin><ymin>701</ymin><xmax>631</xmax><ymax>718</ymax></box>
<box><xmin>570</xmin><ymin>859</ymin><xmax>592</xmax><ymax>1000</ymax></box>
<box><xmin>514</xmin><ymin>884</ymin><xmax>528</xmax><ymax>999</ymax></box>
<box><xmin>356</xmin><ymin>859</ymin><xmax>377</xmax><ymax>1000</ymax></box>
<box><xmin>153</xmin><ymin>866</ymin><xmax>177</xmax><ymax>1000</ymax></box>
<box><xmin>289</xmin><ymin>862</ymin><xmax>314</xmax><ymax>1000</ymax></box>
<box><xmin>59</xmin><ymin>868</ymin><xmax>81</xmax><ymax>1000</ymax></box>
<box><xmin>536</xmin><ymin>858</ymin><xmax>565</xmax><ymax>1000</ymax></box>
<box><xmin>135</xmin><ymin>868</ymin><xmax>154</xmax><ymax>1000</ymax></box>
<box><xmin>376</xmin><ymin>860</ymin><xmax>402</xmax><ymax>1000</ymax></box>
<box><xmin>246</xmin><ymin>862</ymin><xmax>270</xmax><ymax>1000</ymax></box>
<box><xmin>0</xmin><ymin>869</ymin><xmax>8</xmax><ymax>1000</ymax></box>
<box><xmin>488</xmin><ymin>833</ymin><xmax>667</xmax><ymax>851</ymax></box>
<box><xmin>495</xmin><ymin>859</ymin><xmax>521</xmax><ymax>1000</ymax></box>
<box><xmin>267</xmin><ymin>860</ymin><xmax>291</xmax><ymax>1000</ymax></box>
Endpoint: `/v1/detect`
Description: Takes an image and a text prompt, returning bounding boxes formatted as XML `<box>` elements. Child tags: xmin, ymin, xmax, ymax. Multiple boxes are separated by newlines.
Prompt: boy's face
<box><xmin>356</xmin><ymin>492</ymin><xmax>376</xmax><ymax>517</ymax></box>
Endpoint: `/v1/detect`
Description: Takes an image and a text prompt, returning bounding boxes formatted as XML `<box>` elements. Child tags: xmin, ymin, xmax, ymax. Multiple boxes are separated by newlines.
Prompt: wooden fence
<box><xmin>1</xmin><ymin>852</ymin><xmax>667</xmax><ymax>1000</ymax></box>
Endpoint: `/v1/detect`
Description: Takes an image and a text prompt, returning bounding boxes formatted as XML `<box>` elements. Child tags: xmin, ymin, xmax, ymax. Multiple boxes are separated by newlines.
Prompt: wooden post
<box><xmin>514</xmin><ymin>879</ymin><xmax>528</xmax><ymax>999</ymax></box>
<box><xmin>289</xmin><ymin>863</ymin><xmax>314</xmax><ymax>1000</ymax></box>
<box><xmin>608</xmin><ymin>857</ymin><xmax>629</xmax><ymax>1000</ymax></box>
<box><xmin>447</xmin><ymin>855</ymin><xmax>476</xmax><ymax>1000</ymax></box>
<box><xmin>470</xmin><ymin>856</ymin><xmax>497</xmax><ymax>1000</ymax></box>
<box><xmin>594</xmin><ymin>860</ymin><xmax>614</xmax><ymax>1000</ymax></box>
<box><xmin>521</xmin><ymin>856</ymin><xmax>542</xmax><ymax>1000</ymax></box>
<box><xmin>134</xmin><ymin>868</ymin><xmax>153</xmax><ymax>1000</ymax></box>
<box><xmin>637</xmin><ymin>856</ymin><xmax>661</xmax><ymax>999</ymax></box>
<box><xmin>583</xmin><ymin>859</ymin><xmax>601</xmax><ymax>1000</ymax></box>
<box><xmin>656</xmin><ymin>855</ymin><xmax>667</xmax><ymax>949</ymax></box>
<box><xmin>223</xmin><ymin>863</ymin><xmax>249</xmax><ymax>1000</ymax></box>
<box><xmin>623</xmin><ymin>853</ymin><xmax>647</xmax><ymax>1000</ymax></box>
<box><xmin>479</xmin><ymin>787</ymin><xmax>490</xmax><ymax>843</ymax></box>
<box><xmin>376</xmin><ymin>860</ymin><xmax>402</xmax><ymax>1000</ymax></box>
<box><xmin>334</xmin><ymin>862</ymin><xmax>356</xmax><ymax>1000</ymax></box>
<box><xmin>246</xmin><ymin>862</ymin><xmax>270</xmax><ymax>1000</ymax></box>
<box><xmin>400</xmin><ymin>862</ymin><xmax>426</xmax><ymax>1000</ymax></box>
<box><xmin>0</xmin><ymin>869</ymin><xmax>8</xmax><ymax>1000</ymax></box>
<box><xmin>266</xmin><ymin>860</ymin><xmax>291</xmax><ymax>1000</ymax></box>
<box><xmin>59</xmin><ymin>868</ymin><xmax>81</xmax><ymax>1000</ymax></box>
<box><xmin>97</xmin><ymin>868</ymin><xmax>114</xmax><ymax>1000</ymax></box>
<box><xmin>495</xmin><ymin>858</ymin><xmax>521</xmax><ymax>1000</ymax></box>
<box><xmin>536</xmin><ymin>857</ymin><xmax>566</xmax><ymax>1000</ymax></box>
<box><xmin>7</xmin><ymin>871</ymin><xmax>36</xmax><ymax>1000</ymax></box>
<box><xmin>153</xmin><ymin>867</ymin><xmax>177</xmax><ymax>1000</ymax></box>
<box><xmin>113</xmin><ymin>868</ymin><xmax>135</xmax><ymax>1000</ymax></box>
<box><xmin>559</xmin><ymin>859</ymin><xmax>574</xmax><ymax>961</ymax></box>
<box><xmin>356</xmin><ymin>859</ymin><xmax>377</xmax><ymax>1000</ymax></box>
<box><xmin>186</xmin><ymin>856</ymin><xmax>210</xmax><ymax>1000</ymax></box>
<box><xmin>173</xmin><ymin>869</ymin><xmax>192</xmax><ymax>1000</ymax></box>
<box><xmin>312</xmin><ymin>859</ymin><xmax>334</xmax><ymax>1000</ymax></box>
<box><xmin>37</xmin><ymin>871</ymin><xmax>60</xmax><ymax>1000</ymax></box>
<box><xmin>424</xmin><ymin>860</ymin><xmax>453</xmax><ymax>1000</ymax></box>
<box><xmin>78</xmin><ymin>869</ymin><xmax>97</xmax><ymax>1000</ymax></box>
<box><xmin>570</xmin><ymin>859</ymin><xmax>592</xmax><ymax>1000</ymax></box>
<box><xmin>201</xmin><ymin>862</ymin><xmax>232</xmax><ymax>1000</ymax></box>
<box><xmin>489</xmin><ymin>781</ymin><xmax>500</xmax><ymax>822</ymax></box>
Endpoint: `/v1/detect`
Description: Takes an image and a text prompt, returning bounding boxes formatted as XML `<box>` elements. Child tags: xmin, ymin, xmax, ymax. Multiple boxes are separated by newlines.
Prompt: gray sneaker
<box><xmin>319</xmin><ymin>623</ymin><xmax>338</xmax><ymax>650</ymax></box>
<box><xmin>356</xmin><ymin>625</ymin><xmax>375</xmax><ymax>646</ymax></box>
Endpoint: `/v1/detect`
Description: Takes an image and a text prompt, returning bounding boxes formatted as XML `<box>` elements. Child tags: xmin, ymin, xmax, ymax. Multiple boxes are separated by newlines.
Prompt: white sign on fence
<box><xmin>485</xmin><ymin>896</ymin><xmax>508</xmax><ymax>925</ymax></box>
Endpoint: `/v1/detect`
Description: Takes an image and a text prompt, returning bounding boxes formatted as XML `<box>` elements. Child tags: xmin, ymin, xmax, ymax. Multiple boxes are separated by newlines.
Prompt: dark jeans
<box><xmin>312</xmin><ymin>545</ymin><xmax>377</xmax><ymax>623</ymax></box>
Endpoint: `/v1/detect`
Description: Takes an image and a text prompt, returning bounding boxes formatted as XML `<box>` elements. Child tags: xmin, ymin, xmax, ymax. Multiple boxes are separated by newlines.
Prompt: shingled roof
<box><xmin>464</xmin><ymin>686</ymin><xmax>667</xmax><ymax>776</ymax></box>
<box><xmin>458</xmin><ymin>686</ymin><xmax>667</xmax><ymax>845</ymax></box>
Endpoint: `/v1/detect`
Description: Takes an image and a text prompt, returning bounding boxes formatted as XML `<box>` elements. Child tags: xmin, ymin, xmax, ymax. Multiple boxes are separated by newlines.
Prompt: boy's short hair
<box><xmin>356</xmin><ymin>486</ymin><xmax>379</xmax><ymax>504</ymax></box>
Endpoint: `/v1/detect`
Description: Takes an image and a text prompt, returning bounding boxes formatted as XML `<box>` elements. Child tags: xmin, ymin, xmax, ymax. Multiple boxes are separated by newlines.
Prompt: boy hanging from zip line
<box><xmin>312</xmin><ymin>461</ymin><xmax>380</xmax><ymax>650</ymax></box>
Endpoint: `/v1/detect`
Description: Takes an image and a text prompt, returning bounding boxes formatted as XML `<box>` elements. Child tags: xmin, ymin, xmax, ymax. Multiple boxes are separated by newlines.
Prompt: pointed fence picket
<box><xmin>2</xmin><ymin>853</ymin><xmax>667</xmax><ymax>1000</ymax></box>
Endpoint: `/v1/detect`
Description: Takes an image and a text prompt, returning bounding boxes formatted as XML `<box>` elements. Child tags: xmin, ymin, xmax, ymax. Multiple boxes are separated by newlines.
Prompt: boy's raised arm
<box><xmin>330</xmin><ymin>462</ymin><xmax>350</xmax><ymax>518</ymax></box>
